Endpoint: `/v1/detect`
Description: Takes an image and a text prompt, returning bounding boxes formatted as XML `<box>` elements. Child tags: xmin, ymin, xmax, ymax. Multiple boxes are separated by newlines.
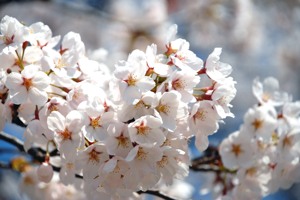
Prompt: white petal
<box><xmin>5</xmin><ymin>72</ymin><xmax>23</xmax><ymax>89</ymax></box>
<box><xmin>47</xmin><ymin>111</ymin><xmax>65</xmax><ymax>132</ymax></box>
<box><xmin>28</xmin><ymin>87</ymin><xmax>48</xmax><ymax>106</ymax></box>
<box><xmin>195</xmin><ymin>133</ymin><xmax>209</xmax><ymax>151</ymax></box>
<box><xmin>32</xmin><ymin>71</ymin><xmax>50</xmax><ymax>89</ymax></box>
<box><xmin>9</xmin><ymin>87</ymin><xmax>28</xmax><ymax>104</ymax></box>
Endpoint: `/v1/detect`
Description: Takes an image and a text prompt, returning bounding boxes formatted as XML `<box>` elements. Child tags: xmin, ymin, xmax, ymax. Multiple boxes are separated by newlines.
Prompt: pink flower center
<box><xmin>88</xmin><ymin>148</ymin><xmax>101</xmax><ymax>163</ymax></box>
<box><xmin>136</xmin><ymin>121</ymin><xmax>150</xmax><ymax>135</ymax></box>
<box><xmin>58</xmin><ymin>128</ymin><xmax>72</xmax><ymax>140</ymax></box>
<box><xmin>23</xmin><ymin>78</ymin><xmax>33</xmax><ymax>90</ymax></box>
<box><xmin>3</xmin><ymin>35</ymin><xmax>14</xmax><ymax>45</ymax></box>
<box><xmin>90</xmin><ymin>117</ymin><xmax>101</xmax><ymax>128</ymax></box>
<box><xmin>116</xmin><ymin>135</ymin><xmax>130</xmax><ymax>148</ymax></box>
<box><xmin>125</xmin><ymin>74</ymin><xmax>137</xmax><ymax>86</ymax></box>
<box><xmin>251</xmin><ymin>118</ymin><xmax>263</xmax><ymax>131</ymax></box>
<box><xmin>231</xmin><ymin>144</ymin><xmax>243</xmax><ymax>157</ymax></box>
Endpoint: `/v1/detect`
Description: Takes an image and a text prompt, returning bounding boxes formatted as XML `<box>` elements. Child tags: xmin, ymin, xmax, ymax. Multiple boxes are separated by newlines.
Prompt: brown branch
<box><xmin>0</xmin><ymin>131</ymin><xmax>25</xmax><ymax>151</ymax></box>
<box><xmin>137</xmin><ymin>190</ymin><xmax>177</xmax><ymax>200</ymax></box>
<box><xmin>190</xmin><ymin>165</ymin><xmax>236</xmax><ymax>174</ymax></box>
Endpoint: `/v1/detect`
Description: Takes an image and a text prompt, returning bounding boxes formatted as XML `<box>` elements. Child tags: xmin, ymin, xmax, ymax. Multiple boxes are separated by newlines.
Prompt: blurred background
<box><xmin>0</xmin><ymin>0</ymin><xmax>300</xmax><ymax>199</ymax></box>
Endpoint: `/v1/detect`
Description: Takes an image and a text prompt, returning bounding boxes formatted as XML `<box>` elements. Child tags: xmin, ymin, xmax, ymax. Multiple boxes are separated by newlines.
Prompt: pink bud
<box><xmin>37</xmin><ymin>162</ymin><xmax>53</xmax><ymax>183</ymax></box>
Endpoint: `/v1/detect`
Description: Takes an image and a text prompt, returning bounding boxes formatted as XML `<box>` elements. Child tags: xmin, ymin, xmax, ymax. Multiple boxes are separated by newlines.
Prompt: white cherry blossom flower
<box><xmin>281</xmin><ymin>101</ymin><xmax>300</xmax><ymax>127</ymax></box>
<box><xmin>0</xmin><ymin>15</ymin><xmax>28</xmax><ymax>50</ymax></box>
<box><xmin>62</xmin><ymin>31</ymin><xmax>85</xmax><ymax>58</ymax></box>
<box><xmin>59</xmin><ymin>157</ymin><xmax>77</xmax><ymax>185</ymax></box>
<box><xmin>37</xmin><ymin>162</ymin><xmax>53</xmax><ymax>183</ymax></box>
<box><xmin>66</xmin><ymin>81</ymin><xmax>93</xmax><ymax>109</ymax></box>
<box><xmin>154</xmin><ymin>91</ymin><xmax>183</xmax><ymax>131</ymax></box>
<box><xmin>114</xmin><ymin>49</ymin><xmax>155</xmax><ymax>103</ymax></box>
<box><xmin>39</xmin><ymin>97</ymin><xmax>72</xmax><ymax>129</ymax></box>
<box><xmin>146</xmin><ymin>44</ymin><xmax>171</xmax><ymax>77</ymax></box>
<box><xmin>118</xmin><ymin>91</ymin><xmax>157</xmax><ymax>122</ymax></box>
<box><xmin>236</xmin><ymin>162</ymin><xmax>271</xmax><ymax>196</ymax></box>
<box><xmin>42</xmin><ymin>46</ymin><xmax>81</xmax><ymax>78</ymax></box>
<box><xmin>168</xmin><ymin>38</ymin><xmax>203</xmax><ymax>74</ymax></box>
<box><xmin>17</xmin><ymin>102</ymin><xmax>37</xmax><ymax>124</ymax></box>
<box><xmin>232</xmin><ymin>179</ymin><xmax>264</xmax><ymax>200</ymax></box>
<box><xmin>211</xmin><ymin>77</ymin><xmax>237</xmax><ymax>118</ymax></box>
<box><xmin>252</xmin><ymin>77</ymin><xmax>290</xmax><ymax>106</ymax></box>
<box><xmin>205</xmin><ymin>48</ymin><xmax>232</xmax><ymax>82</ymax></box>
<box><xmin>128</xmin><ymin>115</ymin><xmax>165</xmax><ymax>147</ymax></box>
<box><xmin>278</xmin><ymin>128</ymin><xmax>300</xmax><ymax>161</ymax></box>
<box><xmin>96</xmin><ymin>158</ymin><xmax>132</xmax><ymax>196</ymax></box>
<box><xmin>47</xmin><ymin>110</ymin><xmax>84</xmax><ymax>160</ymax></box>
<box><xmin>23</xmin><ymin>119</ymin><xmax>53</xmax><ymax>152</ymax></box>
<box><xmin>156</xmin><ymin>146</ymin><xmax>188</xmax><ymax>185</ymax></box>
<box><xmin>219</xmin><ymin>130</ymin><xmax>257</xmax><ymax>170</ymax></box>
<box><xmin>0</xmin><ymin>45</ymin><xmax>43</xmax><ymax>72</ymax></box>
<box><xmin>26</xmin><ymin>21</ymin><xmax>60</xmax><ymax>48</ymax></box>
<box><xmin>125</xmin><ymin>145</ymin><xmax>163</xmax><ymax>190</ymax></box>
<box><xmin>19</xmin><ymin>166</ymin><xmax>40</xmax><ymax>200</ymax></box>
<box><xmin>5</xmin><ymin>65</ymin><xmax>50</xmax><ymax>106</ymax></box>
<box><xmin>189</xmin><ymin>100</ymin><xmax>220</xmax><ymax>150</ymax></box>
<box><xmin>267</xmin><ymin>157</ymin><xmax>300</xmax><ymax>193</ymax></box>
<box><xmin>77</xmin><ymin>142</ymin><xmax>110</xmax><ymax>180</ymax></box>
<box><xmin>105</xmin><ymin>122</ymin><xmax>133</xmax><ymax>158</ymax></box>
<box><xmin>243</xmin><ymin>105</ymin><xmax>277</xmax><ymax>141</ymax></box>
<box><xmin>79</xmin><ymin>99</ymin><xmax>115</xmax><ymax>142</ymax></box>
<box><xmin>158</xmin><ymin>70</ymin><xmax>200</xmax><ymax>103</ymax></box>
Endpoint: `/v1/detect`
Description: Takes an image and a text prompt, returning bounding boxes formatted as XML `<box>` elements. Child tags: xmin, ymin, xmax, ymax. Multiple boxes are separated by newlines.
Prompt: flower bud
<box><xmin>37</xmin><ymin>162</ymin><xmax>53</xmax><ymax>183</ymax></box>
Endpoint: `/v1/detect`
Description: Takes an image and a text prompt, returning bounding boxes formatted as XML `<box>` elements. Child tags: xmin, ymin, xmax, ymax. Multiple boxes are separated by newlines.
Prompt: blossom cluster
<box><xmin>0</xmin><ymin>15</ymin><xmax>236</xmax><ymax>199</ymax></box>
<box><xmin>219</xmin><ymin>77</ymin><xmax>300</xmax><ymax>200</ymax></box>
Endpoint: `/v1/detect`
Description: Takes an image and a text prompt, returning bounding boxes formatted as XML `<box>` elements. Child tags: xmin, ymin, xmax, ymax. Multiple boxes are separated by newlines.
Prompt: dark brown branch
<box><xmin>0</xmin><ymin>131</ymin><xmax>25</xmax><ymax>151</ymax></box>
<box><xmin>0</xmin><ymin>131</ymin><xmax>82</xmax><ymax>176</ymax></box>
<box><xmin>190</xmin><ymin>165</ymin><xmax>236</xmax><ymax>174</ymax></box>
<box><xmin>0</xmin><ymin>131</ymin><xmax>47</xmax><ymax>163</ymax></box>
<box><xmin>137</xmin><ymin>190</ymin><xmax>177</xmax><ymax>200</ymax></box>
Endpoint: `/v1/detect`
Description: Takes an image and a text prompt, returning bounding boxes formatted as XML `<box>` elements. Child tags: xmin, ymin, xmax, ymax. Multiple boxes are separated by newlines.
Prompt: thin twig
<box><xmin>137</xmin><ymin>190</ymin><xmax>176</xmax><ymax>200</ymax></box>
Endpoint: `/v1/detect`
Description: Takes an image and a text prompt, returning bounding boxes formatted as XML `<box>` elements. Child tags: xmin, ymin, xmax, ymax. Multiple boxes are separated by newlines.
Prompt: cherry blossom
<box><xmin>154</xmin><ymin>90</ymin><xmax>184</xmax><ymax>131</ymax></box>
<box><xmin>189</xmin><ymin>100</ymin><xmax>220</xmax><ymax>150</ymax></box>
<box><xmin>105</xmin><ymin>122</ymin><xmax>133</xmax><ymax>158</ymax></box>
<box><xmin>79</xmin><ymin>99</ymin><xmax>115</xmax><ymax>142</ymax></box>
<box><xmin>114</xmin><ymin>49</ymin><xmax>155</xmax><ymax>103</ymax></box>
<box><xmin>128</xmin><ymin>115</ymin><xmax>165</xmax><ymax>147</ymax></box>
<box><xmin>47</xmin><ymin>111</ymin><xmax>84</xmax><ymax>160</ymax></box>
<box><xmin>0</xmin><ymin>15</ymin><xmax>27</xmax><ymax>50</ymax></box>
<box><xmin>168</xmin><ymin>38</ymin><xmax>203</xmax><ymax>74</ymax></box>
<box><xmin>77</xmin><ymin>142</ymin><xmax>110</xmax><ymax>180</ymax></box>
<box><xmin>5</xmin><ymin>64</ymin><xmax>50</xmax><ymax>106</ymax></box>
<box><xmin>158</xmin><ymin>70</ymin><xmax>200</xmax><ymax>103</ymax></box>
<box><xmin>146</xmin><ymin>44</ymin><xmax>171</xmax><ymax>77</ymax></box>
<box><xmin>211</xmin><ymin>77</ymin><xmax>237</xmax><ymax>118</ymax></box>
<box><xmin>219</xmin><ymin>130</ymin><xmax>257</xmax><ymax>169</ymax></box>
<box><xmin>243</xmin><ymin>104</ymin><xmax>277</xmax><ymax>141</ymax></box>
<box><xmin>217</xmin><ymin>77</ymin><xmax>300</xmax><ymax>200</ymax></box>
<box><xmin>37</xmin><ymin>162</ymin><xmax>54</xmax><ymax>183</ymax></box>
<box><xmin>0</xmin><ymin>15</ymin><xmax>241</xmax><ymax>199</ymax></box>
<box><xmin>252</xmin><ymin>77</ymin><xmax>290</xmax><ymax>106</ymax></box>
<box><xmin>205</xmin><ymin>48</ymin><xmax>233</xmax><ymax>82</ymax></box>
